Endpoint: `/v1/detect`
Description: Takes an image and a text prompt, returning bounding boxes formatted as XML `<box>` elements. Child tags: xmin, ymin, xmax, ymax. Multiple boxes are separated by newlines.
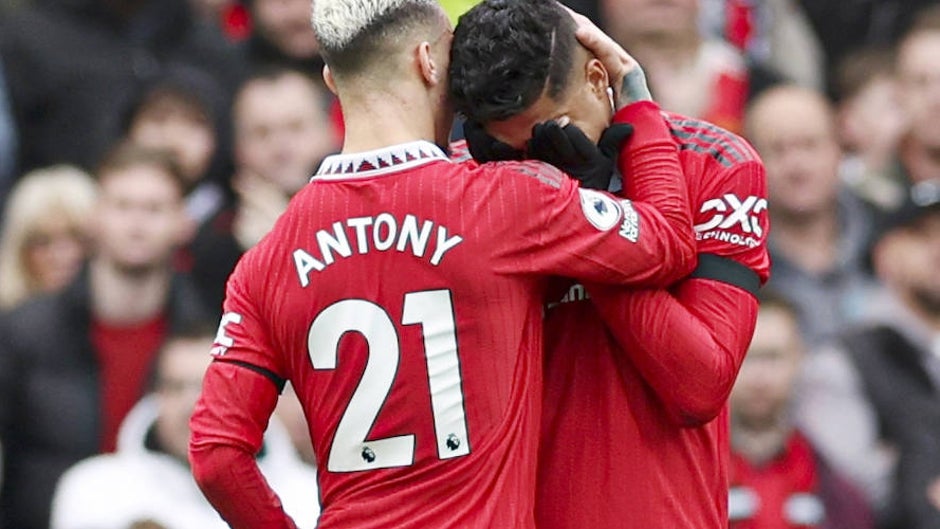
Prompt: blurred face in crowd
<box><xmin>154</xmin><ymin>336</ymin><xmax>213</xmax><ymax>463</ymax></box>
<box><xmin>600</xmin><ymin>0</ymin><xmax>699</xmax><ymax>44</ymax></box>
<box><xmin>94</xmin><ymin>163</ymin><xmax>187</xmax><ymax>274</ymax></box>
<box><xmin>128</xmin><ymin>94</ymin><xmax>217</xmax><ymax>188</ymax></box>
<box><xmin>234</xmin><ymin>72</ymin><xmax>337</xmax><ymax>195</ymax></box>
<box><xmin>745</xmin><ymin>86</ymin><xmax>842</xmax><ymax>218</ymax></box>
<box><xmin>24</xmin><ymin>215</ymin><xmax>88</xmax><ymax>293</ymax></box>
<box><xmin>252</xmin><ymin>0</ymin><xmax>320</xmax><ymax>59</ymax></box>
<box><xmin>838</xmin><ymin>73</ymin><xmax>905</xmax><ymax>157</ymax></box>
<box><xmin>730</xmin><ymin>303</ymin><xmax>804</xmax><ymax>430</ymax></box>
<box><xmin>873</xmin><ymin>209</ymin><xmax>940</xmax><ymax>319</ymax></box>
<box><xmin>897</xmin><ymin>30</ymin><xmax>940</xmax><ymax>151</ymax></box>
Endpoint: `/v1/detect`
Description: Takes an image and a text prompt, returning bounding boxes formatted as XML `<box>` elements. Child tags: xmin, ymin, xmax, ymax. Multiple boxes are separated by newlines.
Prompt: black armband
<box><xmin>212</xmin><ymin>358</ymin><xmax>287</xmax><ymax>393</ymax></box>
<box><xmin>689</xmin><ymin>254</ymin><xmax>761</xmax><ymax>297</ymax></box>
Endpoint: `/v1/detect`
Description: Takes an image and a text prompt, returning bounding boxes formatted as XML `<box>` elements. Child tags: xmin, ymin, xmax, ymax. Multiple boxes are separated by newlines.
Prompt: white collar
<box><xmin>313</xmin><ymin>140</ymin><xmax>450</xmax><ymax>181</ymax></box>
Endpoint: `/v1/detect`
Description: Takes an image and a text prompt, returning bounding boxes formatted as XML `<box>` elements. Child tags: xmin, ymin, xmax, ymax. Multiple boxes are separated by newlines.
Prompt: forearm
<box><xmin>614</xmin><ymin>101</ymin><xmax>696</xmax><ymax>283</ymax></box>
<box><xmin>190</xmin><ymin>361</ymin><xmax>296</xmax><ymax>529</ymax></box>
<box><xmin>588</xmin><ymin>278</ymin><xmax>757</xmax><ymax>425</ymax></box>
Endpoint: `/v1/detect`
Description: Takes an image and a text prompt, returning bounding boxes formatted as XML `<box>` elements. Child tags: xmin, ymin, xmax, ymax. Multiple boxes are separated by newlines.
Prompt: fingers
<box><xmin>463</xmin><ymin>120</ymin><xmax>524</xmax><ymax>162</ymax></box>
<box><xmin>598</xmin><ymin>123</ymin><xmax>635</xmax><ymax>158</ymax></box>
<box><xmin>529</xmin><ymin>122</ymin><xmax>578</xmax><ymax>163</ymax></box>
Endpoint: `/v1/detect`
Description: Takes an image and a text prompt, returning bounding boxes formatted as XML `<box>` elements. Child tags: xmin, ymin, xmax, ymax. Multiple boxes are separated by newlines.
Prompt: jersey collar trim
<box><xmin>313</xmin><ymin>141</ymin><xmax>451</xmax><ymax>180</ymax></box>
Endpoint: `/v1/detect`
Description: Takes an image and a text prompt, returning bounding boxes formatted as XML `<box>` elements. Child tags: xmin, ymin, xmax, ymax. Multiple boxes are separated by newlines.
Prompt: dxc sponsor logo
<box><xmin>695</xmin><ymin>194</ymin><xmax>767</xmax><ymax>238</ymax></box>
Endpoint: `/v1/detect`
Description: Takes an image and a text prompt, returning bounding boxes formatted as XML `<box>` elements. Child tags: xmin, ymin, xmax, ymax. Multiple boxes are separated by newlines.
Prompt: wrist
<box><xmin>614</xmin><ymin>67</ymin><xmax>653</xmax><ymax>109</ymax></box>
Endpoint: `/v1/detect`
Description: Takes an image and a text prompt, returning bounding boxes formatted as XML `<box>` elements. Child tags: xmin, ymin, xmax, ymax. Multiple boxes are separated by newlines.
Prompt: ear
<box><xmin>417</xmin><ymin>41</ymin><xmax>440</xmax><ymax>87</ymax></box>
<box><xmin>322</xmin><ymin>64</ymin><xmax>338</xmax><ymax>96</ymax></box>
<box><xmin>584</xmin><ymin>58</ymin><xmax>611</xmax><ymax>101</ymax></box>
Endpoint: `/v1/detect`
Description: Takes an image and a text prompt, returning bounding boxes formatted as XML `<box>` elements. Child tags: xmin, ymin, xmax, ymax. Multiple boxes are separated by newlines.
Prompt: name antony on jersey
<box><xmin>293</xmin><ymin>213</ymin><xmax>464</xmax><ymax>287</ymax></box>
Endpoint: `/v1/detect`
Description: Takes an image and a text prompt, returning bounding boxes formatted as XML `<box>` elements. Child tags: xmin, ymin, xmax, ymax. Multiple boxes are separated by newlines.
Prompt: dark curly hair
<box><xmin>449</xmin><ymin>0</ymin><xmax>578</xmax><ymax>123</ymax></box>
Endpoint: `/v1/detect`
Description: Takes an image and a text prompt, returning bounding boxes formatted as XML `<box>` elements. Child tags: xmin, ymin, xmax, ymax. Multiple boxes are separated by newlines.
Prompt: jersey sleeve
<box><xmin>189</xmin><ymin>255</ymin><xmax>297</xmax><ymax>529</ymax></box>
<box><xmin>209</xmin><ymin>255</ymin><xmax>288</xmax><ymax>387</ymax></box>
<box><xmin>190</xmin><ymin>361</ymin><xmax>298</xmax><ymax>529</ymax></box>
<box><xmin>692</xmin><ymin>159</ymin><xmax>770</xmax><ymax>284</ymax></box>
<box><xmin>616</xmin><ymin>101</ymin><xmax>695</xmax><ymax>266</ymax></box>
<box><xmin>585</xmin><ymin>148</ymin><xmax>770</xmax><ymax>425</ymax></box>
<box><xmin>587</xmin><ymin>278</ymin><xmax>759</xmax><ymax>425</ymax></box>
<box><xmin>489</xmin><ymin>102</ymin><xmax>696</xmax><ymax>288</ymax></box>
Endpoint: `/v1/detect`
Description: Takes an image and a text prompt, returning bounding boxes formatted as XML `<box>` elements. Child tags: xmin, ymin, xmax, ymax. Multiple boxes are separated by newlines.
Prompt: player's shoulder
<box><xmin>664</xmin><ymin>112</ymin><xmax>761</xmax><ymax>169</ymax></box>
<box><xmin>467</xmin><ymin>158</ymin><xmax>570</xmax><ymax>190</ymax></box>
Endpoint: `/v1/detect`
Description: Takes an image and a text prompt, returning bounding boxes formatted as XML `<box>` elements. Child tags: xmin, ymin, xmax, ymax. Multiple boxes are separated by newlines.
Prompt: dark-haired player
<box><xmin>187</xmin><ymin>1</ymin><xmax>699</xmax><ymax>528</ymax></box>
<box><xmin>449</xmin><ymin>2</ymin><xmax>771</xmax><ymax>528</ymax></box>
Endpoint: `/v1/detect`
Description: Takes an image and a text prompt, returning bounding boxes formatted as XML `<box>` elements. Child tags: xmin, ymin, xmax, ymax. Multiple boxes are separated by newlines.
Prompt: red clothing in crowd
<box><xmin>90</xmin><ymin>315</ymin><xmax>167</xmax><ymax>453</ymax></box>
<box><xmin>729</xmin><ymin>430</ymin><xmax>874</xmax><ymax>529</ymax></box>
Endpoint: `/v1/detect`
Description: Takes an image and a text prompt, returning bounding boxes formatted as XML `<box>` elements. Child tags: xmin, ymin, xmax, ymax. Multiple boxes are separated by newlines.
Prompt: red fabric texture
<box><xmin>537</xmin><ymin>113</ymin><xmax>769</xmax><ymax>529</ymax></box>
<box><xmin>190</xmin><ymin>361</ymin><xmax>297</xmax><ymax>529</ymax></box>
<box><xmin>188</xmin><ymin>102</ymin><xmax>696</xmax><ymax>529</ymax></box>
<box><xmin>91</xmin><ymin>315</ymin><xmax>167</xmax><ymax>453</ymax></box>
<box><xmin>725</xmin><ymin>0</ymin><xmax>756</xmax><ymax>51</ymax></box>
<box><xmin>730</xmin><ymin>432</ymin><xmax>821</xmax><ymax>529</ymax></box>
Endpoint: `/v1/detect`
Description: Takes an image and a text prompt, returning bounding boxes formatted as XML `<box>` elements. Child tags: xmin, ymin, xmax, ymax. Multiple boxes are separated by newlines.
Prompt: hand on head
<box><xmin>559</xmin><ymin>3</ymin><xmax>652</xmax><ymax>108</ymax></box>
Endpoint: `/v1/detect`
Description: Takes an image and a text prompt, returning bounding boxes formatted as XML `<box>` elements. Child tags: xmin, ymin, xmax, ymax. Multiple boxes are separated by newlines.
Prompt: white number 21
<box><xmin>307</xmin><ymin>289</ymin><xmax>470</xmax><ymax>472</ymax></box>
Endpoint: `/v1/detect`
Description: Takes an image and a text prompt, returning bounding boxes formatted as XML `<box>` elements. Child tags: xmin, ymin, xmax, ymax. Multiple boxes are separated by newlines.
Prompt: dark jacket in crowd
<box><xmin>0</xmin><ymin>268</ymin><xmax>210</xmax><ymax>529</ymax></box>
<box><xmin>0</xmin><ymin>0</ymin><xmax>244</xmax><ymax>173</ymax></box>
<box><xmin>843</xmin><ymin>324</ymin><xmax>940</xmax><ymax>529</ymax></box>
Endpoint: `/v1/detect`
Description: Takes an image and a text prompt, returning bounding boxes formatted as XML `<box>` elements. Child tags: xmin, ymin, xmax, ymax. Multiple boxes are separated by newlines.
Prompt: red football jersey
<box><xmin>190</xmin><ymin>103</ymin><xmax>698</xmax><ymax>529</ymax></box>
<box><xmin>729</xmin><ymin>432</ymin><xmax>823</xmax><ymax>529</ymax></box>
<box><xmin>537</xmin><ymin>114</ymin><xmax>770</xmax><ymax>529</ymax></box>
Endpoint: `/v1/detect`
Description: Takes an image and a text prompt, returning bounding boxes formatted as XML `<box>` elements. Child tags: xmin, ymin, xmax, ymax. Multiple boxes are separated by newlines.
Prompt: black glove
<box><xmin>598</xmin><ymin>123</ymin><xmax>635</xmax><ymax>159</ymax></box>
<box><xmin>462</xmin><ymin>120</ymin><xmax>525</xmax><ymax>163</ymax></box>
<box><xmin>526</xmin><ymin>121</ymin><xmax>634</xmax><ymax>190</ymax></box>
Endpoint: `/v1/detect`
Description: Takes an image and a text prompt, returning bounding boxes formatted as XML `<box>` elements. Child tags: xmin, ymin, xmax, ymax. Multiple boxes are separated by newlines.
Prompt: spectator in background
<box><xmin>189</xmin><ymin>68</ymin><xmax>339</xmax><ymax>312</ymax></box>
<box><xmin>242</xmin><ymin>0</ymin><xmax>319</xmax><ymax>77</ymax></box>
<box><xmin>0</xmin><ymin>59</ymin><xmax>16</xmax><ymax>202</ymax></box>
<box><xmin>834</xmin><ymin>47</ymin><xmax>908</xmax><ymax>212</ymax></box>
<box><xmin>185</xmin><ymin>0</ymin><xmax>251</xmax><ymax>42</ymax></box>
<box><xmin>598</xmin><ymin>0</ymin><xmax>780</xmax><ymax>133</ymax></box>
<box><xmin>121</xmin><ymin>65</ymin><xmax>232</xmax><ymax>226</ymax></box>
<box><xmin>893</xmin><ymin>7</ymin><xmax>940</xmax><ymax>209</ymax></box>
<box><xmin>796</xmin><ymin>193</ymin><xmax>940</xmax><ymax>528</ymax></box>
<box><xmin>701</xmin><ymin>0</ymin><xmax>825</xmax><ymax>90</ymax></box>
<box><xmin>897</xmin><ymin>427</ymin><xmax>940</xmax><ymax>529</ymax></box>
<box><xmin>797</xmin><ymin>0</ymin><xmax>936</xmax><ymax>95</ymax></box>
<box><xmin>50</xmin><ymin>325</ymin><xmax>319</xmax><ymax>529</ymax></box>
<box><xmin>745</xmin><ymin>84</ymin><xmax>878</xmax><ymax>347</ymax></box>
<box><xmin>729</xmin><ymin>291</ymin><xmax>874</xmax><ymax>529</ymax></box>
<box><xmin>241</xmin><ymin>0</ymin><xmax>343</xmax><ymax>133</ymax></box>
<box><xmin>0</xmin><ymin>165</ymin><xmax>97</xmax><ymax>311</ymax></box>
<box><xmin>0</xmin><ymin>144</ymin><xmax>209</xmax><ymax>529</ymax></box>
<box><xmin>0</xmin><ymin>0</ymin><xmax>242</xmax><ymax>173</ymax></box>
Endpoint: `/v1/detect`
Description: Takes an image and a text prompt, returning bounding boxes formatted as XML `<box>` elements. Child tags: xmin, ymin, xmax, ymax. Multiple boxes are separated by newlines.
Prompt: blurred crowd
<box><xmin>0</xmin><ymin>1</ymin><xmax>938</xmax><ymax>529</ymax></box>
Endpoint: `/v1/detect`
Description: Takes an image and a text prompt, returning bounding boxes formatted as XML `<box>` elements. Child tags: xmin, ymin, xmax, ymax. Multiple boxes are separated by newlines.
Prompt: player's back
<box><xmin>537</xmin><ymin>116</ymin><xmax>768</xmax><ymax>529</ymax></box>
<box><xmin>225</xmin><ymin>140</ymin><xmax>670</xmax><ymax>529</ymax></box>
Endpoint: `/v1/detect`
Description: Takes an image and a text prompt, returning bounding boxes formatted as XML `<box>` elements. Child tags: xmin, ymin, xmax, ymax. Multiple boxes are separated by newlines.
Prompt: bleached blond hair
<box><xmin>0</xmin><ymin>166</ymin><xmax>97</xmax><ymax>310</ymax></box>
<box><xmin>312</xmin><ymin>0</ymin><xmax>444</xmax><ymax>74</ymax></box>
